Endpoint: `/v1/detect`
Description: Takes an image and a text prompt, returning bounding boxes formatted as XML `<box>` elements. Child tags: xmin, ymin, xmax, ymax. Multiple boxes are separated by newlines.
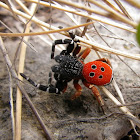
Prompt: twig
<box><xmin>23</xmin><ymin>0</ymin><xmax>136</xmax><ymax>33</ymax></box>
<box><xmin>87</xmin><ymin>0</ymin><xmax>136</xmax><ymax>28</ymax></box>
<box><xmin>0</xmin><ymin>19</ymin><xmax>139</xmax><ymax>60</ymax></box>
<box><xmin>7</xmin><ymin>67</ymin><xmax>15</xmax><ymax>140</ymax></box>
<box><xmin>102</xmin><ymin>0</ymin><xmax>124</xmax><ymax>15</ymax></box>
<box><xmin>53</xmin><ymin>112</ymin><xmax>140</xmax><ymax>128</ymax></box>
<box><xmin>0</xmin><ymin>22</ymin><xmax>97</xmax><ymax>37</ymax></box>
<box><xmin>114</xmin><ymin>0</ymin><xmax>133</xmax><ymax>20</ymax></box>
<box><xmin>76</xmin><ymin>36</ymin><xmax>140</xmax><ymax>60</ymax></box>
<box><xmin>17</xmin><ymin>83</ymin><xmax>53</xmax><ymax>140</ymax></box>
<box><xmin>124</xmin><ymin>0</ymin><xmax>140</xmax><ymax>9</ymax></box>
<box><xmin>99</xmin><ymin>86</ymin><xmax>140</xmax><ymax>128</ymax></box>
<box><xmin>0</xmin><ymin>0</ymin><xmax>136</xmax><ymax>34</ymax></box>
<box><xmin>0</xmin><ymin>34</ymin><xmax>52</xmax><ymax>140</ymax></box>
<box><xmin>50</xmin><ymin>0</ymin><xmax>137</xmax><ymax>28</ymax></box>
<box><xmin>112</xmin><ymin>80</ymin><xmax>125</xmax><ymax>104</ymax></box>
<box><xmin>54</xmin><ymin>112</ymin><xmax>122</xmax><ymax>126</ymax></box>
<box><xmin>16</xmin><ymin>0</ymin><xmax>65</xmax><ymax>51</ymax></box>
<box><xmin>0</xmin><ymin>20</ymin><xmax>36</xmax><ymax>52</ymax></box>
<box><xmin>111</xmin><ymin>101</ymin><xmax>140</xmax><ymax>108</ymax></box>
<box><xmin>4</xmin><ymin>0</ymin><xmax>19</xmax><ymax>20</ymax></box>
<box><xmin>15</xmin><ymin>2</ymin><xmax>38</xmax><ymax>140</ymax></box>
<box><xmin>47</xmin><ymin>0</ymin><xmax>108</xmax><ymax>17</ymax></box>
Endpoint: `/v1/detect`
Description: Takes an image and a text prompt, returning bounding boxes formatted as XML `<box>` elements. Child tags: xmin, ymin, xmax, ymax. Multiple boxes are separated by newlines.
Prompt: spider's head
<box><xmin>54</xmin><ymin>55</ymin><xmax>64</xmax><ymax>63</ymax></box>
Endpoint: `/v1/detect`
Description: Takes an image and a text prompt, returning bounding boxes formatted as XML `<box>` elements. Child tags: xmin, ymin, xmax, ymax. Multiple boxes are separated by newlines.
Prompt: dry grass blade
<box><xmin>102</xmin><ymin>0</ymin><xmax>124</xmax><ymax>15</ymax></box>
<box><xmin>50</xmin><ymin>0</ymin><xmax>137</xmax><ymax>28</ymax></box>
<box><xmin>5</xmin><ymin>25</ymin><xmax>136</xmax><ymax>60</ymax></box>
<box><xmin>88</xmin><ymin>0</ymin><xmax>136</xmax><ymax>27</ymax></box>
<box><xmin>0</xmin><ymin>22</ymin><xmax>96</xmax><ymax>37</ymax></box>
<box><xmin>112</xmin><ymin>80</ymin><xmax>125</xmax><ymax>104</ymax></box>
<box><xmin>8</xmin><ymin>67</ymin><xmax>15</xmax><ymax>140</ymax></box>
<box><xmin>124</xmin><ymin>0</ymin><xmax>140</xmax><ymax>9</ymax></box>
<box><xmin>76</xmin><ymin>36</ymin><xmax>140</xmax><ymax>60</ymax></box>
<box><xmin>16</xmin><ymin>0</ymin><xmax>64</xmax><ymax>50</ymax></box>
<box><xmin>15</xmin><ymin>3</ymin><xmax>38</xmax><ymax>139</ymax></box>
<box><xmin>0</xmin><ymin>20</ymin><xmax>36</xmax><ymax>52</ymax></box>
<box><xmin>0</xmin><ymin>1</ymin><xmax>137</xmax><ymax>33</ymax></box>
<box><xmin>114</xmin><ymin>0</ymin><xmax>133</xmax><ymax>20</ymax></box>
<box><xmin>24</xmin><ymin>0</ymin><xmax>137</xmax><ymax>33</ymax></box>
<box><xmin>0</xmin><ymin>1</ymin><xmax>139</xmax><ymax>61</ymax></box>
<box><xmin>15</xmin><ymin>21</ymin><xmax>33</xmax><ymax>140</ymax></box>
<box><xmin>0</xmin><ymin>37</ymin><xmax>53</xmax><ymax>140</ymax></box>
<box><xmin>48</xmin><ymin>0</ymin><xmax>108</xmax><ymax>17</ymax></box>
<box><xmin>0</xmin><ymin>1</ymin><xmax>58</xmax><ymax>30</ymax></box>
<box><xmin>99</xmin><ymin>86</ymin><xmax>140</xmax><ymax>128</ymax></box>
<box><xmin>4</xmin><ymin>0</ymin><xmax>19</xmax><ymax>20</ymax></box>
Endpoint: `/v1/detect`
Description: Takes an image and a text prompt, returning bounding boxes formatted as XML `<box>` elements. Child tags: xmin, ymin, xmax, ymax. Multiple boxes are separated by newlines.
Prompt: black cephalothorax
<box><xmin>52</xmin><ymin>55</ymin><xmax>83</xmax><ymax>80</ymax></box>
<box><xmin>20</xmin><ymin>31</ymin><xmax>82</xmax><ymax>94</ymax></box>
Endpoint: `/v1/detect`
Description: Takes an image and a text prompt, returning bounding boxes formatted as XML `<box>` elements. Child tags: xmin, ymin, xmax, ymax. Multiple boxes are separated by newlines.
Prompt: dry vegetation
<box><xmin>0</xmin><ymin>0</ymin><xmax>140</xmax><ymax>140</ymax></box>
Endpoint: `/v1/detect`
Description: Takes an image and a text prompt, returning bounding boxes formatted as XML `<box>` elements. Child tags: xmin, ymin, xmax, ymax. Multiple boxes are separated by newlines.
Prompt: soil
<box><xmin>0</xmin><ymin>1</ymin><xmax>140</xmax><ymax>140</ymax></box>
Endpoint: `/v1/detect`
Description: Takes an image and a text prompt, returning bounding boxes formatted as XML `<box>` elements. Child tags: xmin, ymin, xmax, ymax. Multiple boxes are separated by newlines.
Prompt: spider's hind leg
<box><xmin>71</xmin><ymin>79</ymin><xmax>82</xmax><ymax>100</ymax></box>
<box><xmin>95</xmin><ymin>58</ymin><xmax>112</xmax><ymax>67</ymax></box>
<box><xmin>82</xmin><ymin>79</ymin><xmax>105</xmax><ymax>113</ymax></box>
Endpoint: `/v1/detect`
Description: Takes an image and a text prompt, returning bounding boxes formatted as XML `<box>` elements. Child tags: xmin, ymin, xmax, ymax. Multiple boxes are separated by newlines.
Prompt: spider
<box><xmin>20</xmin><ymin>31</ymin><xmax>113</xmax><ymax>111</ymax></box>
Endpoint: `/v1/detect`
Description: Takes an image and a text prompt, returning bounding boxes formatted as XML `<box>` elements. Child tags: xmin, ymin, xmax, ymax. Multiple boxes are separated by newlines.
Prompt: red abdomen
<box><xmin>82</xmin><ymin>61</ymin><xmax>113</xmax><ymax>86</ymax></box>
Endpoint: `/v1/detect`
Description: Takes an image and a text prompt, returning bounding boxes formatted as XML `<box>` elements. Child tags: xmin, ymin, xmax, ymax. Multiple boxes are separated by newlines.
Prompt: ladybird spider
<box><xmin>20</xmin><ymin>31</ymin><xmax>113</xmax><ymax>111</ymax></box>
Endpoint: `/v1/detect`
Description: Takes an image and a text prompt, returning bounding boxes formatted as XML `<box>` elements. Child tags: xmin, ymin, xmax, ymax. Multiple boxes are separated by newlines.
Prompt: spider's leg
<box><xmin>48</xmin><ymin>71</ymin><xmax>52</xmax><ymax>85</ymax></box>
<box><xmin>54</xmin><ymin>73</ymin><xmax>59</xmax><ymax>81</ymax></box>
<box><xmin>20</xmin><ymin>73</ymin><xmax>60</xmax><ymax>94</ymax></box>
<box><xmin>51</xmin><ymin>39</ymin><xmax>74</xmax><ymax>59</ymax></box>
<box><xmin>71</xmin><ymin>79</ymin><xmax>82</xmax><ymax>100</ymax></box>
<box><xmin>55</xmin><ymin>80</ymin><xmax>68</xmax><ymax>93</ymax></box>
<box><xmin>72</xmin><ymin>44</ymin><xmax>81</xmax><ymax>57</ymax></box>
<box><xmin>62</xmin><ymin>83</ymin><xmax>68</xmax><ymax>93</ymax></box>
<box><xmin>51</xmin><ymin>64</ymin><xmax>61</xmax><ymax>72</ymax></box>
<box><xmin>82</xmin><ymin>79</ymin><xmax>105</xmax><ymax>113</ymax></box>
<box><xmin>68</xmin><ymin>31</ymin><xmax>75</xmax><ymax>40</ymax></box>
<box><xmin>95</xmin><ymin>58</ymin><xmax>112</xmax><ymax>67</ymax></box>
<box><xmin>78</xmin><ymin>47</ymin><xmax>91</xmax><ymax>62</ymax></box>
<box><xmin>67</xmin><ymin>31</ymin><xmax>81</xmax><ymax>57</ymax></box>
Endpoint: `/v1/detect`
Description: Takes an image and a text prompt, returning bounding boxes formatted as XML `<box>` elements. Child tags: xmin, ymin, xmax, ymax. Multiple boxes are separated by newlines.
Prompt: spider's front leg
<box><xmin>51</xmin><ymin>38</ymin><xmax>75</xmax><ymax>59</ymax></box>
<box><xmin>78</xmin><ymin>47</ymin><xmax>91</xmax><ymax>62</ymax></box>
<box><xmin>51</xmin><ymin>31</ymin><xmax>81</xmax><ymax>59</ymax></box>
